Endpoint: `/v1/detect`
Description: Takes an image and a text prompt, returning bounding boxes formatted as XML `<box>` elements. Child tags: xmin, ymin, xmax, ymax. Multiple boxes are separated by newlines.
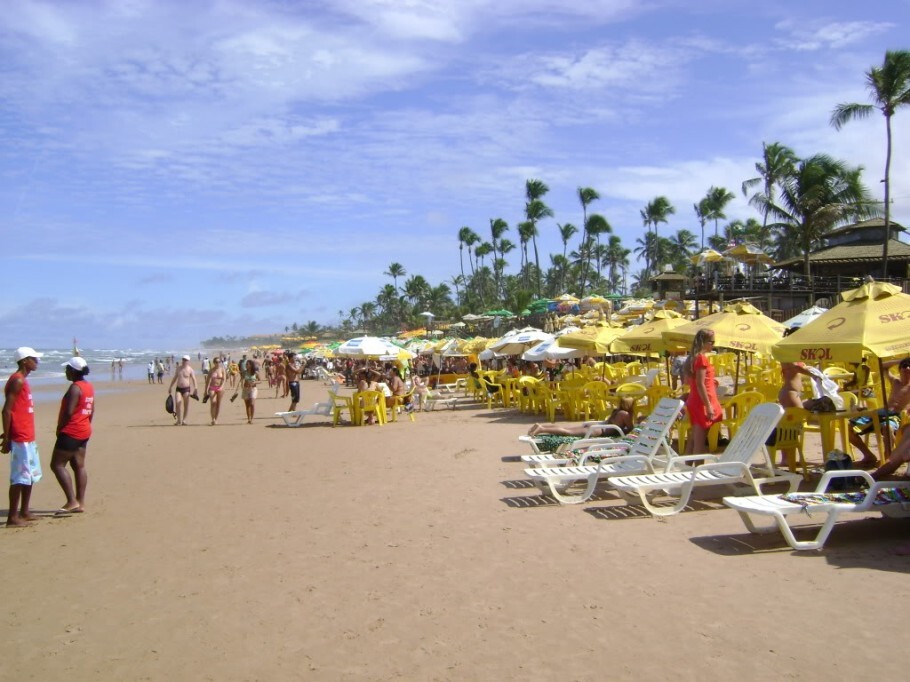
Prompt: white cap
<box><xmin>14</xmin><ymin>347</ymin><xmax>43</xmax><ymax>362</ymax></box>
<box><xmin>64</xmin><ymin>357</ymin><xmax>88</xmax><ymax>371</ymax></box>
<box><xmin>182</xmin><ymin>355</ymin><xmax>191</xmax><ymax>361</ymax></box>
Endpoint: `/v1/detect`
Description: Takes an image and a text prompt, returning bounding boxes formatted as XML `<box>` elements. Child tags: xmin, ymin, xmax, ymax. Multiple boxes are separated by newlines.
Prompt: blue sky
<box><xmin>1</xmin><ymin>0</ymin><xmax>908</xmax><ymax>349</ymax></box>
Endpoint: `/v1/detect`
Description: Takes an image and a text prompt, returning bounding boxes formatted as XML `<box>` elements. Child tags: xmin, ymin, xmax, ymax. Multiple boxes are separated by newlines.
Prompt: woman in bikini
<box><xmin>240</xmin><ymin>360</ymin><xmax>259</xmax><ymax>424</ymax></box>
<box><xmin>204</xmin><ymin>356</ymin><xmax>227</xmax><ymax>425</ymax></box>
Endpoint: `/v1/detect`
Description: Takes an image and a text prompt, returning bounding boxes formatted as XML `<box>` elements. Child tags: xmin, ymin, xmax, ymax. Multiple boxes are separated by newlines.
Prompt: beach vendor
<box><xmin>852</xmin><ymin>357</ymin><xmax>910</xmax><ymax>470</ymax></box>
<box><xmin>2</xmin><ymin>347</ymin><xmax>43</xmax><ymax>527</ymax></box>
<box><xmin>51</xmin><ymin>357</ymin><xmax>94</xmax><ymax>514</ymax></box>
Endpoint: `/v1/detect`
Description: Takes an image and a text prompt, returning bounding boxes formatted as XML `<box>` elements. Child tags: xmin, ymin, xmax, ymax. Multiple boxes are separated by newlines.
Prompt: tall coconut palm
<box><xmin>604</xmin><ymin>235</ymin><xmax>628</xmax><ymax>293</ymax></box>
<box><xmin>701</xmin><ymin>186</ymin><xmax>735</xmax><ymax>239</ymax></box>
<box><xmin>831</xmin><ymin>50</ymin><xmax>910</xmax><ymax>278</ymax></box>
<box><xmin>384</xmin><ymin>262</ymin><xmax>406</xmax><ymax>290</ymax></box>
<box><xmin>766</xmin><ymin>154</ymin><xmax>878</xmax><ymax>279</ymax></box>
<box><xmin>577</xmin><ymin>186</ymin><xmax>600</xmax><ymax>295</ymax></box>
<box><xmin>457</xmin><ymin>227</ymin><xmax>476</xmax><ymax>287</ymax></box>
<box><xmin>516</xmin><ymin>220</ymin><xmax>534</xmax><ymax>285</ymax></box>
<box><xmin>640</xmin><ymin>196</ymin><xmax>675</xmax><ymax>274</ymax></box>
<box><xmin>585</xmin><ymin>214</ymin><xmax>612</xmax><ymax>282</ymax></box>
<box><xmin>488</xmin><ymin>218</ymin><xmax>509</xmax><ymax>298</ymax></box>
<box><xmin>693</xmin><ymin>199</ymin><xmax>710</xmax><ymax>251</ymax></box>
<box><xmin>742</xmin><ymin>142</ymin><xmax>798</xmax><ymax>239</ymax></box>
<box><xmin>525</xmin><ymin>179</ymin><xmax>553</xmax><ymax>296</ymax></box>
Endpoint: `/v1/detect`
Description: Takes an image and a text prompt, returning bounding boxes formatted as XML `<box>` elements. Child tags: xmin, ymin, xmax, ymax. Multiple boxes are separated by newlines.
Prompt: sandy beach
<box><xmin>2</xmin><ymin>376</ymin><xmax>908</xmax><ymax>680</ymax></box>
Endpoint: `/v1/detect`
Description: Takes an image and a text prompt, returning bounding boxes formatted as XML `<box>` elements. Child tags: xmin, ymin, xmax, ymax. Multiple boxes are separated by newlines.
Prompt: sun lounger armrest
<box><xmin>592</xmin><ymin>454</ymin><xmax>653</xmax><ymax>471</ymax></box>
<box><xmin>663</xmin><ymin>454</ymin><xmax>721</xmax><ymax>470</ymax></box>
<box><xmin>814</xmin><ymin>469</ymin><xmax>876</xmax><ymax>492</ymax></box>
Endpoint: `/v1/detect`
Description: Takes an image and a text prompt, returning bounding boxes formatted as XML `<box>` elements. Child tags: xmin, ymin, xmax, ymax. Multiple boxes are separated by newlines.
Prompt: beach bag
<box><xmin>824</xmin><ymin>450</ymin><xmax>862</xmax><ymax>491</ymax></box>
<box><xmin>165</xmin><ymin>394</ymin><xmax>175</xmax><ymax>415</ymax></box>
<box><xmin>803</xmin><ymin>396</ymin><xmax>836</xmax><ymax>413</ymax></box>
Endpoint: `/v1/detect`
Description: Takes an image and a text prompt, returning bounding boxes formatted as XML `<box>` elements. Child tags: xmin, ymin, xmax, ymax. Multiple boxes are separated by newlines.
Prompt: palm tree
<box><xmin>577</xmin><ymin>186</ymin><xmax>600</xmax><ymax>295</ymax></box>
<box><xmin>640</xmin><ymin>197</ymin><xmax>675</xmax><ymax>274</ymax></box>
<box><xmin>766</xmin><ymin>154</ymin><xmax>878</xmax><ymax>278</ymax></box>
<box><xmin>525</xmin><ymin>179</ymin><xmax>553</xmax><ymax>296</ymax></box>
<box><xmin>516</xmin><ymin>220</ymin><xmax>534</xmax><ymax>284</ymax></box>
<box><xmin>457</xmin><ymin>227</ymin><xmax>476</xmax><ymax>288</ymax></box>
<box><xmin>604</xmin><ymin>235</ymin><xmax>628</xmax><ymax>293</ymax></box>
<box><xmin>667</xmin><ymin>229</ymin><xmax>698</xmax><ymax>271</ymax></box>
<box><xmin>489</xmin><ymin>218</ymin><xmax>509</xmax><ymax>298</ymax></box>
<box><xmin>831</xmin><ymin>50</ymin><xmax>910</xmax><ymax>278</ymax></box>
<box><xmin>359</xmin><ymin>302</ymin><xmax>376</xmax><ymax>333</ymax></box>
<box><xmin>384</xmin><ymin>262</ymin><xmax>406</xmax><ymax>290</ymax></box>
<box><xmin>742</xmin><ymin>142</ymin><xmax>798</xmax><ymax>241</ymax></box>
<box><xmin>693</xmin><ymin>199</ymin><xmax>710</xmax><ymax>251</ymax></box>
<box><xmin>702</xmin><ymin>187</ymin><xmax>735</xmax><ymax>239</ymax></box>
<box><xmin>584</xmin><ymin>213</ymin><xmax>611</xmax><ymax>282</ymax></box>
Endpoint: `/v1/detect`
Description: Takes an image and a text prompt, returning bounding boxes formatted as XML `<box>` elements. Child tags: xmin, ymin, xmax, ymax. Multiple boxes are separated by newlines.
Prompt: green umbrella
<box><xmin>484</xmin><ymin>309</ymin><xmax>515</xmax><ymax>317</ymax></box>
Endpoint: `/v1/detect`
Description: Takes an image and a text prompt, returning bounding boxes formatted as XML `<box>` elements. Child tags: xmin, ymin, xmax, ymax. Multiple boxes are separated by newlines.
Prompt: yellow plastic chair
<box><xmin>767</xmin><ymin>407</ymin><xmax>810</xmax><ymax>480</ymax></box>
<box><xmin>355</xmin><ymin>390</ymin><xmax>387</xmax><ymax>426</ymax></box>
<box><xmin>532</xmin><ymin>383</ymin><xmax>563</xmax><ymax>422</ymax></box>
<box><xmin>516</xmin><ymin>376</ymin><xmax>539</xmax><ymax>412</ymax></box>
<box><xmin>580</xmin><ymin>381</ymin><xmax>611</xmax><ymax>421</ymax></box>
<box><xmin>477</xmin><ymin>376</ymin><xmax>505</xmax><ymax>409</ymax></box>
<box><xmin>708</xmin><ymin>390</ymin><xmax>763</xmax><ymax>451</ymax></box>
<box><xmin>387</xmin><ymin>388</ymin><xmax>416</xmax><ymax>422</ymax></box>
<box><xmin>330</xmin><ymin>391</ymin><xmax>358</xmax><ymax>427</ymax></box>
<box><xmin>614</xmin><ymin>382</ymin><xmax>648</xmax><ymax>421</ymax></box>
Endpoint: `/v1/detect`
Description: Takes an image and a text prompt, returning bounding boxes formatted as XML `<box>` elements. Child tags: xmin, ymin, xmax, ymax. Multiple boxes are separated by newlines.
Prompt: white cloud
<box><xmin>774</xmin><ymin>19</ymin><xmax>894</xmax><ymax>52</ymax></box>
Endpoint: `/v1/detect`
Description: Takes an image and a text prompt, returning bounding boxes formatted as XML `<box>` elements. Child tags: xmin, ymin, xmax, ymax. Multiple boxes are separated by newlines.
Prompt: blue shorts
<box><xmin>9</xmin><ymin>441</ymin><xmax>42</xmax><ymax>485</ymax></box>
<box><xmin>851</xmin><ymin>409</ymin><xmax>900</xmax><ymax>436</ymax></box>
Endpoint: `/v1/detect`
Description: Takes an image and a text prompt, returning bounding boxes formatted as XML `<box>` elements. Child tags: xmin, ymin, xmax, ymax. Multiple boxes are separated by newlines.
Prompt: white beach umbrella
<box><xmin>489</xmin><ymin>329</ymin><xmax>554</xmax><ymax>355</ymax></box>
<box><xmin>335</xmin><ymin>336</ymin><xmax>401</xmax><ymax>358</ymax></box>
<box><xmin>782</xmin><ymin>305</ymin><xmax>828</xmax><ymax>329</ymax></box>
<box><xmin>522</xmin><ymin>339</ymin><xmax>585</xmax><ymax>362</ymax></box>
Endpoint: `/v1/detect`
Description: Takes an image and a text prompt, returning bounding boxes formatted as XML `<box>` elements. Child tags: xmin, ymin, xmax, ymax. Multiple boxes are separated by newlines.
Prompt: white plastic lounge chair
<box><xmin>522</xmin><ymin>399</ymin><xmax>685</xmax><ymax>504</ymax></box>
<box><xmin>519</xmin><ymin>397</ymin><xmax>682</xmax><ymax>464</ymax></box>
<box><xmin>723</xmin><ymin>471</ymin><xmax>910</xmax><ymax>550</ymax></box>
<box><xmin>608</xmin><ymin>402</ymin><xmax>800</xmax><ymax>517</ymax></box>
<box><xmin>275</xmin><ymin>400</ymin><xmax>333</xmax><ymax>427</ymax></box>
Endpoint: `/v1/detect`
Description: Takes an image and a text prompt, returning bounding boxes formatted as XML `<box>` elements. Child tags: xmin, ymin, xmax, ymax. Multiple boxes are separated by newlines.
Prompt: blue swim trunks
<box><xmin>9</xmin><ymin>441</ymin><xmax>42</xmax><ymax>485</ymax></box>
<box><xmin>850</xmin><ymin>409</ymin><xmax>900</xmax><ymax>436</ymax></box>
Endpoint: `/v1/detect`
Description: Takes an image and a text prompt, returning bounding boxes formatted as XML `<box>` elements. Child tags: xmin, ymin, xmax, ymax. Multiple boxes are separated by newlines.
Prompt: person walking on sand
<box><xmin>685</xmin><ymin>329</ymin><xmax>722</xmax><ymax>454</ymax></box>
<box><xmin>286</xmin><ymin>354</ymin><xmax>302</xmax><ymax>413</ymax></box>
<box><xmin>51</xmin><ymin>357</ymin><xmax>94</xmax><ymax>513</ymax></box>
<box><xmin>2</xmin><ymin>347</ymin><xmax>43</xmax><ymax>527</ymax></box>
<box><xmin>204</xmin><ymin>356</ymin><xmax>226</xmax><ymax>425</ymax></box>
<box><xmin>168</xmin><ymin>355</ymin><xmax>198</xmax><ymax>426</ymax></box>
<box><xmin>239</xmin><ymin>359</ymin><xmax>259</xmax><ymax>424</ymax></box>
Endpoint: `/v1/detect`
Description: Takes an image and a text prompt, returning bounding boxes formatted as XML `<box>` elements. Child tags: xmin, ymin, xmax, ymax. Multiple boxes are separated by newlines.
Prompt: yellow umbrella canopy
<box><xmin>662</xmin><ymin>302</ymin><xmax>786</xmax><ymax>355</ymax></box>
<box><xmin>771</xmin><ymin>280</ymin><xmax>910</xmax><ymax>363</ymax></box>
<box><xmin>723</xmin><ymin>243</ymin><xmax>773</xmax><ymax>264</ymax></box>
<box><xmin>557</xmin><ymin>323</ymin><xmax>627</xmax><ymax>354</ymax></box>
<box><xmin>612</xmin><ymin>310</ymin><xmax>688</xmax><ymax>356</ymax></box>
<box><xmin>690</xmin><ymin>248</ymin><xmax>726</xmax><ymax>265</ymax></box>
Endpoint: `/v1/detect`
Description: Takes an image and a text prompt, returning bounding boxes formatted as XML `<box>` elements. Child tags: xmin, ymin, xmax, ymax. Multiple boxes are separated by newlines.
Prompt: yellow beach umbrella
<box><xmin>771</xmin><ymin>280</ymin><xmax>910</xmax><ymax>363</ymax></box>
<box><xmin>662</xmin><ymin>302</ymin><xmax>786</xmax><ymax>355</ymax></box>
<box><xmin>557</xmin><ymin>323</ymin><xmax>626</xmax><ymax>354</ymax></box>
<box><xmin>612</xmin><ymin>310</ymin><xmax>688</xmax><ymax>356</ymax></box>
<box><xmin>690</xmin><ymin>248</ymin><xmax>725</xmax><ymax>265</ymax></box>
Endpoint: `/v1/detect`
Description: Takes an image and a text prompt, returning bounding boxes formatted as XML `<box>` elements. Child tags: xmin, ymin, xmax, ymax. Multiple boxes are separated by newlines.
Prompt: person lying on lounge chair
<box><xmin>527</xmin><ymin>397</ymin><xmax>635</xmax><ymax>438</ymax></box>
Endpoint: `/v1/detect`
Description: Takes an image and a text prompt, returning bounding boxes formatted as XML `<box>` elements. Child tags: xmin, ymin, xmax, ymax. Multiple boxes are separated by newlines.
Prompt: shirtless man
<box><xmin>285</xmin><ymin>354</ymin><xmax>302</xmax><ymax>412</ymax></box>
<box><xmin>167</xmin><ymin>355</ymin><xmax>198</xmax><ymax>426</ymax></box>
<box><xmin>852</xmin><ymin>357</ymin><xmax>910</xmax><ymax>470</ymax></box>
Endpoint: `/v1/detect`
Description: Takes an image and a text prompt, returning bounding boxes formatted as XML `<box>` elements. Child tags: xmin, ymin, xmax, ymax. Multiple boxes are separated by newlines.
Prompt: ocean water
<box><xmin>0</xmin><ymin>347</ymin><xmax>228</xmax><ymax>386</ymax></box>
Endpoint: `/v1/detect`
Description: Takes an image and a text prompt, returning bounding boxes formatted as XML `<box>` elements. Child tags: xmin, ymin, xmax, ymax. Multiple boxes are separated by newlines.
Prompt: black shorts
<box><xmin>55</xmin><ymin>433</ymin><xmax>89</xmax><ymax>452</ymax></box>
<box><xmin>289</xmin><ymin>381</ymin><xmax>300</xmax><ymax>402</ymax></box>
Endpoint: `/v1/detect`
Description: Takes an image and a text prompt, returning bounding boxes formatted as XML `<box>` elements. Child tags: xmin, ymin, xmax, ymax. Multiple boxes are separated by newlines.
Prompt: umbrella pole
<box><xmin>733</xmin><ymin>351</ymin><xmax>741</xmax><ymax>395</ymax></box>
<box><xmin>878</xmin><ymin>357</ymin><xmax>893</xmax><ymax>458</ymax></box>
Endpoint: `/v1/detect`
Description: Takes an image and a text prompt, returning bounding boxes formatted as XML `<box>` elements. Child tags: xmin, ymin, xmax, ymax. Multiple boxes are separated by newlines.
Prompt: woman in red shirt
<box><xmin>51</xmin><ymin>357</ymin><xmax>95</xmax><ymax>513</ymax></box>
<box><xmin>684</xmin><ymin>329</ymin><xmax>722</xmax><ymax>454</ymax></box>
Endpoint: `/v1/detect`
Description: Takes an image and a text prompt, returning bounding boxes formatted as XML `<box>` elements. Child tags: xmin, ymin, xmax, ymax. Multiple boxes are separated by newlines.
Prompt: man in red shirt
<box><xmin>51</xmin><ymin>357</ymin><xmax>95</xmax><ymax>514</ymax></box>
<box><xmin>2</xmin><ymin>346</ymin><xmax>43</xmax><ymax>527</ymax></box>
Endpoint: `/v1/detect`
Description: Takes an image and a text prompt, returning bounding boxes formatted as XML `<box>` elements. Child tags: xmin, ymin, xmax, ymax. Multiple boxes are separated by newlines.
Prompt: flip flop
<box><xmin>55</xmin><ymin>507</ymin><xmax>84</xmax><ymax>515</ymax></box>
